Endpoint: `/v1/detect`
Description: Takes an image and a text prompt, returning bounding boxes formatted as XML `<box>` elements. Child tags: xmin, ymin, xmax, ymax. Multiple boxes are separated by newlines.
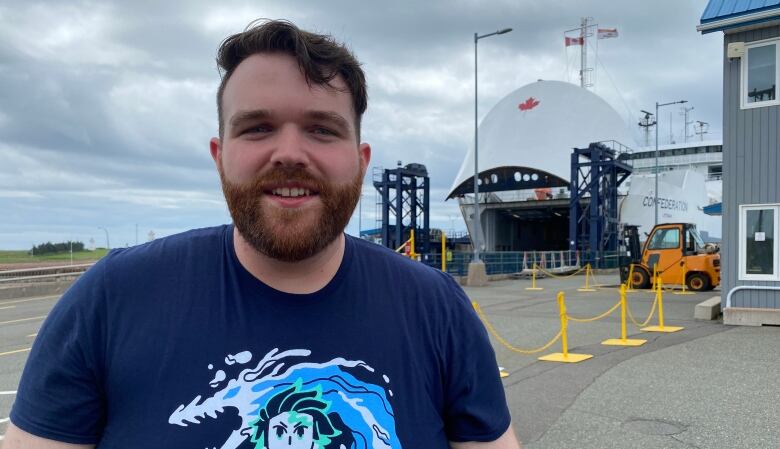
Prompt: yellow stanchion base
<box><xmin>500</xmin><ymin>370</ymin><xmax>509</xmax><ymax>378</ymax></box>
<box><xmin>641</xmin><ymin>325</ymin><xmax>684</xmax><ymax>333</ymax></box>
<box><xmin>538</xmin><ymin>353</ymin><xmax>593</xmax><ymax>363</ymax></box>
<box><xmin>602</xmin><ymin>338</ymin><xmax>647</xmax><ymax>346</ymax></box>
<box><xmin>673</xmin><ymin>291</ymin><xmax>695</xmax><ymax>296</ymax></box>
<box><xmin>577</xmin><ymin>288</ymin><xmax>597</xmax><ymax>292</ymax></box>
<box><xmin>525</xmin><ymin>287</ymin><xmax>544</xmax><ymax>291</ymax></box>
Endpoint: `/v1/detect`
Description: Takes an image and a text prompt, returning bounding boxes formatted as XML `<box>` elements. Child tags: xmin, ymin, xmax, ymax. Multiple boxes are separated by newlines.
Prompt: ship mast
<box><xmin>579</xmin><ymin>17</ymin><xmax>594</xmax><ymax>88</ymax></box>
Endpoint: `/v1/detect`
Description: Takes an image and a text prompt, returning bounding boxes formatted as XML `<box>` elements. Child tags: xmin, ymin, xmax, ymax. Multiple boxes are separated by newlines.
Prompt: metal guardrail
<box><xmin>0</xmin><ymin>264</ymin><xmax>93</xmax><ymax>284</ymax></box>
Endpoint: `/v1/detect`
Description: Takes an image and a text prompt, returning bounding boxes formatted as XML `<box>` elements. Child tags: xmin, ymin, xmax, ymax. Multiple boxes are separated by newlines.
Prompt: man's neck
<box><xmin>233</xmin><ymin>227</ymin><xmax>346</xmax><ymax>294</ymax></box>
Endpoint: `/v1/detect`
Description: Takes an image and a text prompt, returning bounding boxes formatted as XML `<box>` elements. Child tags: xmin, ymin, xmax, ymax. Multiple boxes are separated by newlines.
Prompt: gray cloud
<box><xmin>0</xmin><ymin>0</ymin><xmax>720</xmax><ymax>249</ymax></box>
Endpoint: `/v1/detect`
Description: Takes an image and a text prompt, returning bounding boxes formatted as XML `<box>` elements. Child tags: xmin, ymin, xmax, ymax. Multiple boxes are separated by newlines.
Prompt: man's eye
<box><xmin>295</xmin><ymin>426</ymin><xmax>307</xmax><ymax>438</ymax></box>
<box><xmin>243</xmin><ymin>124</ymin><xmax>272</xmax><ymax>135</ymax></box>
<box><xmin>311</xmin><ymin>126</ymin><xmax>337</xmax><ymax>136</ymax></box>
<box><xmin>273</xmin><ymin>426</ymin><xmax>286</xmax><ymax>438</ymax></box>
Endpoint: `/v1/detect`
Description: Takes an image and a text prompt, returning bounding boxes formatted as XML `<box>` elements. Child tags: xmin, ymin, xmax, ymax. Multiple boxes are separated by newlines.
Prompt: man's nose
<box><xmin>269</xmin><ymin>125</ymin><xmax>309</xmax><ymax>167</ymax></box>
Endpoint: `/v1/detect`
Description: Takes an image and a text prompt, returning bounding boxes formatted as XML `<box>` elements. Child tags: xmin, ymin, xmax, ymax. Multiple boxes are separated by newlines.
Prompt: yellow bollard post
<box><xmin>603</xmin><ymin>284</ymin><xmax>647</xmax><ymax>346</ymax></box>
<box><xmin>539</xmin><ymin>292</ymin><xmax>593</xmax><ymax>363</ymax></box>
<box><xmin>409</xmin><ymin>229</ymin><xmax>416</xmax><ymax>260</ymax></box>
<box><xmin>441</xmin><ymin>231</ymin><xmax>446</xmax><ymax>272</ymax></box>
<box><xmin>674</xmin><ymin>260</ymin><xmax>695</xmax><ymax>295</ymax></box>
<box><xmin>526</xmin><ymin>263</ymin><xmax>544</xmax><ymax>291</ymax></box>
<box><xmin>578</xmin><ymin>263</ymin><xmax>597</xmax><ymax>292</ymax></box>
<box><xmin>625</xmin><ymin>264</ymin><xmax>638</xmax><ymax>293</ymax></box>
<box><xmin>642</xmin><ymin>277</ymin><xmax>684</xmax><ymax>333</ymax></box>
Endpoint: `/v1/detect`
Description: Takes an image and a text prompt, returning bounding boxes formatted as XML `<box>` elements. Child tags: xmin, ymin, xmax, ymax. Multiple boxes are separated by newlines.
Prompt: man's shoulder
<box><xmin>347</xmin><ymin>235</ymin><xmax>464</xmax><ymax>299</ymax></box>
<box><xmin>99</xmin><ymin>225</ymin><xmax>229</xmax><ymax>275</ymax></box>
<box><xmin>349</xmin><ymin>235</ymin><xmax>449</xmax><ymax>277</ymax></box>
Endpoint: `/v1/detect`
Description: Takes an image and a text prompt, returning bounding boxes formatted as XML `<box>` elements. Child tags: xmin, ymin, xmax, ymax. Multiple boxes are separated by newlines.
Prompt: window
<box><xmin>741</xmin><ymin>39</ymin><xmax>780</xmax><ymax>109</ymax></box>
<box><xmin>708</xmin><ymin>165</ymin><xmax>722</xmax><ymax>180</ymax></box>
<box><xmin>648</xmin><ymin>228</ymin><xmax>680</xmax><ymax>250</ymax></box>
<box><xmin>739</xmin><ymin>204</ymin><xmax>780</xmax><ymax>281</ymax></box>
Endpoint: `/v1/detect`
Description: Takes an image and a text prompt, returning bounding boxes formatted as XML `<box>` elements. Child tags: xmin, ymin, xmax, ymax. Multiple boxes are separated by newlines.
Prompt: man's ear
<box><xmin>210</xmin><ymin>137</ymin><xmax>222</xmax><ymax>171</ymax></box>
<box><xmin>358</xmin><ymin>142</ymin><xmax>371</xmax><ymax>173</ymax></box>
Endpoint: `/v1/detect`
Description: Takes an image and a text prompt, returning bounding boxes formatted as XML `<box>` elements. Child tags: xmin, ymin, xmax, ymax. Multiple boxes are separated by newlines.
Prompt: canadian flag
<box><xmin>598</xmin><ymin>28</ymin><xmax>618</xmax><ymax>39</ymax></box>
<box><xmin>565</xmin><ymin>36</ymin><xmax>583</xmax><ymax>47</ymax></box>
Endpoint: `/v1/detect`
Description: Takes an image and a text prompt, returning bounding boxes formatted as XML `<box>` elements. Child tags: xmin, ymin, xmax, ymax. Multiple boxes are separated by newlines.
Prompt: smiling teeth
<box><xmin>272</xmin><ymin>187</ymin><xmax>311</xmax><ymax>197</ymax></box>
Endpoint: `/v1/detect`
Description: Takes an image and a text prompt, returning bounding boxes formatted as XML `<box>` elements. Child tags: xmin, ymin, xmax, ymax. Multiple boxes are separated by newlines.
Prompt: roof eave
<box><xmin>698</xmin><ymin>8</ymin><xmax>780</xmax><ymax>34</ymax></box>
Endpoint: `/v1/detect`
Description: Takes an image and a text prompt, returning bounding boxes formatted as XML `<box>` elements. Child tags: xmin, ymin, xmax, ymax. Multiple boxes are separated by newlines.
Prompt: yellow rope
<box><xmin>473</xmin><ymin>302</ymin><xmax>563</xmax><ymax>355</ymax></box>
<box><xmin>626</xmin><ymin>291</ymin><xmax>659</xmax><ymax>327</ymax></box>
<box><xmin>588</xmin><ymin>267</ymin><xmax>605</xmax><ymax>287</ymax></box>
<box><xmin>534</xmin><ymin>263</ymin><xmax>588</xmax><ymax>279</ymax></box>
<box><xmin>566</xmin><ymin>299</ymin><xmax>622</xmax><ymax>323</ymax></box>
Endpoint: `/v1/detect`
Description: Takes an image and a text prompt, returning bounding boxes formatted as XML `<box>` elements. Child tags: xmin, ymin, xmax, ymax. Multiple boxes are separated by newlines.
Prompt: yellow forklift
<box><xmin>619</xmin><ymin>223</ymin><xmax>720</xmax><ymax>291</ymax></box>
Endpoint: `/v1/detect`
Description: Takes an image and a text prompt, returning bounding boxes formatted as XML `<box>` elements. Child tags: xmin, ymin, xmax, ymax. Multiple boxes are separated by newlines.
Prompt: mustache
<box><xmin>238</xmin><ymin>166</ymin><xmax>328</xmax><ymax>194</ymax></box>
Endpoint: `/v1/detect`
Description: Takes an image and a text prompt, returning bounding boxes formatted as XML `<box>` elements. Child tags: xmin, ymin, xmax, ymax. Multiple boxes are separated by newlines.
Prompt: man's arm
<box><xmin>450</xmin><ymin>425</ymin><xmax>523</xmax><ymax>449</ymax></box>
<box><xmin>1</xmin><ymin>423</ymin><xmax>95</xmax><ymax>449</ymax></box>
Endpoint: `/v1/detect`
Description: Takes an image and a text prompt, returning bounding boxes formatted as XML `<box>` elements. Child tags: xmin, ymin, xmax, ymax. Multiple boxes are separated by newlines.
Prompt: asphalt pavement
<box><xmin>464</xmin><ymin>274</ymin><xmax>780</xmax><ymax>449</ymax></box>
<box><xmin>1</xmin><ymin>275</ymin><xmax>779</xmax><ymax>448</ymax></box>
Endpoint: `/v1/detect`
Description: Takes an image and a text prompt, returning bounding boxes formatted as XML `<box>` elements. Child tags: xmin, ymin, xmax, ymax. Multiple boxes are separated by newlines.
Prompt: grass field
<box><xmin>0</xmin><ymin>248</ymin><xmax>109</xmax><ymax>264</ymax></box>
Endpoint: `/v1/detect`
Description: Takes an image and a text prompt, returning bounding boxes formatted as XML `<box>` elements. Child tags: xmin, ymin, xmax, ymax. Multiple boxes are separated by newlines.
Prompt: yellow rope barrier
<box><xmin>473</xmin><ymin>302</ymin><xmax>563</xmax><ymax>355</ymax></box>
<box><xmin>626</xmin><ymin>289</ymin><xmax>659</xmax><ymax>327</ymax></box>
<box><xmin>587</xmin><ymin>265</ymin><xmax>604</xmax><ymax>287</ymax></box>
<box><xmin>534</xmin><ymin>264</ymin><xmax>588</xmax><ymax>279</ymax></box>
<box><xmin>567</xmin><ymin>299</ymin><xmax>622</xmax><ymax>323</ymax></box>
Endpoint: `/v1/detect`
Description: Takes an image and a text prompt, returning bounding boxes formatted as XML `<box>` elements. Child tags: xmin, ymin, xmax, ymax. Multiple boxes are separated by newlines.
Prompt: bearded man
<box><xmin>5</xmin><ymin>20</ymin><xmax>522</xmax><ymax>449</ymax></box>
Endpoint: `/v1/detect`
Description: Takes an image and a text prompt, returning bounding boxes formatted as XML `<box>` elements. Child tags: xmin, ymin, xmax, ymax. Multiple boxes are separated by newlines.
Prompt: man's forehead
<box><xmin>222</xmin><ymin>53</ymin><xmax>352</xmax><ymax>113</ymax></box>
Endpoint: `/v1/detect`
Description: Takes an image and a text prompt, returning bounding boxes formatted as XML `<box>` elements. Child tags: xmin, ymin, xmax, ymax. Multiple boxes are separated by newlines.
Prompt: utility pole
<box><xmin>681</xmin><ymin>106</ymin><xmax>694</xmax><ymax>142</ymax></box>
<box><xmin>638</xmin><ymin>110</ymin><xmax>656</xmax><ymax>147</ymax></box>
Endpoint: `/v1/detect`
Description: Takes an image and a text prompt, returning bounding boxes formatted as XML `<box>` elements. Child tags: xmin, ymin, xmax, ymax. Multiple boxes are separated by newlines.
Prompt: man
<box><xmin>5</xmin><ymin>20</ymin><xmax>522</xmax><ymax>448</ymax></box>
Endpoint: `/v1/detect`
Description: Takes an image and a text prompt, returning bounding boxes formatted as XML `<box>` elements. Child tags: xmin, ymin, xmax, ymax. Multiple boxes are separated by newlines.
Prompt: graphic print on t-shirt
<box><xmin>168</xmin><ymin>348</ymin><xmax>401</xmax><ymax>449</ymax></box>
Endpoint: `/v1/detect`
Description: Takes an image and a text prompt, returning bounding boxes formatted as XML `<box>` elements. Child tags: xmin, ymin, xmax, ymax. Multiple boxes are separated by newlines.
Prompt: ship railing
<box><xmin>420</xmin><ymin>250</ymin><xmax>623</xmax><ymax>277</ymax></box>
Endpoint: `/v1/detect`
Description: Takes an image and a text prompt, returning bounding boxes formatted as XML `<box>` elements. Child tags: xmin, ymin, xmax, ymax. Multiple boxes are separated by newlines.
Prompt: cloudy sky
<box><xmin>0</xmin><ymin>0</ymin><xmax>722</xmax><ymax>250</ymax></box>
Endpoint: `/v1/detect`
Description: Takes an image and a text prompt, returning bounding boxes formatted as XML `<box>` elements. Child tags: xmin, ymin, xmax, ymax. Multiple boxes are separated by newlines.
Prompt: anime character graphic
<box><xmin>169</xmin><ymin>348</ymin><xmax>401</xmax><ymax>449</ymax></box>
<box><xmin>250</xmin><ymin>379</ymin><xmax>354</xmax><ymax>449</ymax></box>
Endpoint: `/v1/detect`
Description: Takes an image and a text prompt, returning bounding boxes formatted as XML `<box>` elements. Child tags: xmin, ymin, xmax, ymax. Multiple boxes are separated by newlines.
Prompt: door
<box><xmin>643</xmin><ymin>225</ymin><xmax>684</xmax><ymax>285</ymax></box>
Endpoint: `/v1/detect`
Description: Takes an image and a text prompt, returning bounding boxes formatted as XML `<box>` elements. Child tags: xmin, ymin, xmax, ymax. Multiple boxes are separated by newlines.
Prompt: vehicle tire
<box><xmin>686</xmin><ymin>273</ymin><xmax>710</xmax><ymax>292</ymax></box>
<box><xmin>630</xmin><ymin>267</ymin><xmax>651</xmax><ymax>289</ymax></box>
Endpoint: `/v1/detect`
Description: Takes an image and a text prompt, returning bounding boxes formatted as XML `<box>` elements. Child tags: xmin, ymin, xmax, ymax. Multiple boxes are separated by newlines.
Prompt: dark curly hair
<box><xmin>215</xmin><ymin>19</ymin><xmax>367</xmax><ymax>140</ymax></box>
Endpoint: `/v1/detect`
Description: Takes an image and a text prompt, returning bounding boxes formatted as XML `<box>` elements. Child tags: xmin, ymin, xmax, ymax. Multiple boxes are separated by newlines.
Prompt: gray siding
<box><xmin>722</xmin><ymin>25</ymin><xmax>780</xmax><ymax>309</ymax></box>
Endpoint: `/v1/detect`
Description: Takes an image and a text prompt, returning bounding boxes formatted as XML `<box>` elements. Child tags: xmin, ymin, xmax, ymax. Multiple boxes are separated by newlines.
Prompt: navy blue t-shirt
<box><xmin>11</xmin><ymin>225</ymin><xmax>511</xmax><ymax>448</ymax></box>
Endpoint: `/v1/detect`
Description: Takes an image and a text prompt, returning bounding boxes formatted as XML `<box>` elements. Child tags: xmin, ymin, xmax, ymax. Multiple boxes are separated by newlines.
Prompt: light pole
<box><xmin>473</xmin><ymin>27</ymin><xmax>512</xmax><ymax>263</ymax></box>
<box><xmin>98</xmin><ymin>227</ymin><xmax>110</xmax><ymax>250</ymax></box>
<box><xmin>358</xmin><ymin>191</ymin><xmax>363</xmax><ymax>239</ymax></box>
<box><xmin>654</xmin><ymin>100</ymin><xmax>687</xmax><ymax>225</ymax></box>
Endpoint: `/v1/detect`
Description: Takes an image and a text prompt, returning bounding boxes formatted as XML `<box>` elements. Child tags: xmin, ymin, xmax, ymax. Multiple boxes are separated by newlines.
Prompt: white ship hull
<box><xmin>619</xmin><ymin>170</ymin><xmax>722</xmax><ymax>241</ymax></box>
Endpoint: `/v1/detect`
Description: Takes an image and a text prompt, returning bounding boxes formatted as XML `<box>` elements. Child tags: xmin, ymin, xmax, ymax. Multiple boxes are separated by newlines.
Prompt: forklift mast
<box><xmin>621</xmin><ymin>225</ymin><xmax>642</xmax><ymax>264</ymax></box>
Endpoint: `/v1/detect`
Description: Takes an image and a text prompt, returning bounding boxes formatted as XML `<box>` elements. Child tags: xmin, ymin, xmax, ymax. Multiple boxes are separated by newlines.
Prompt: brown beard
<box><xmin>219</xmin><ymin>164</ymin><xmax>363</xmax><ymax>262</ymax></box>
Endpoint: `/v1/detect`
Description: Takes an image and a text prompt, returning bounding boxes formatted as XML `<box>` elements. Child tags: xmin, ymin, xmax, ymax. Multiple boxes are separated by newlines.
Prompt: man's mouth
<box><xmin>263</xmin><ymin>184</ymin><xmax>321</xmax><ymax>207</ymax></box>
<box><xmin>268</xmin><ymin>187</ymin><xmax>316</xmax><ymax>198</ymax></box>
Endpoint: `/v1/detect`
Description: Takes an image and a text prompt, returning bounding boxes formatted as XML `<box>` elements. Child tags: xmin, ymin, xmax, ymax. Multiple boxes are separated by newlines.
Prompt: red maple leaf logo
<box><xmin>518</xmin><ymin>97</ymin><xmax>540</xmax><ymax>111</ymax></box>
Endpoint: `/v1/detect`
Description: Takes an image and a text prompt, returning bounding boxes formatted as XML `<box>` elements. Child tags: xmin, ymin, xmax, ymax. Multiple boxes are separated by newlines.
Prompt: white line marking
<box><xmin>0</xmin><ymin>391</ymin><xmax>16</xmax><ymax>395</ymax></box>
<box><xmin>0</xmin><ymin>295</ymin><xmax>59</xmax><ymax>306</ymax></box>
<box><xmin>0</xmin><ymin>306</ymin><xmax>15</xmax><ymax>310</ymax></box>
<box><xmin>0</xmin><ymin>315</ymin><xmax>46</xmax><ymax>325</ymax></box>
<box><xmin>0</xmin><ymin>417</ymin><xmax>8</xmax><ymax>423</ymax></box>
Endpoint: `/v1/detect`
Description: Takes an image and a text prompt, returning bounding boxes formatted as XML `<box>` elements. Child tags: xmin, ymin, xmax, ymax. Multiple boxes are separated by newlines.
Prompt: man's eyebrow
<box><xmin>305</xmin><ymin>110</ymin><xmax>351</xmax><ymax>133</ymax></box>
<box><xmin>292</xmin><ymin>422</ymin><xmax>308</xmax><ymax>430</ymax></box>
<box><xmin>273</xmin><ymin>422</ymin><xmax>288</xmax><ymax>429</ymax></box>
<box><xmin>229</xmin><ymin>109</ymin><xmax>271</xmax><ymax>129</ymax></box>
